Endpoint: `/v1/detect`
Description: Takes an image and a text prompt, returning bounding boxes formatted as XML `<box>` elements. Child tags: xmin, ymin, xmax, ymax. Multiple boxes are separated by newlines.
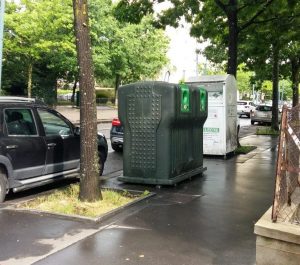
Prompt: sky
<box><xmin>160</xmin><ymin>24</ymin><xmax>201</xmax><ymax>83</ymax></box>
<box><xmin>154</xmin><ymin>2</ymin><xmax>206</xmax><ymax>83</ymax></box>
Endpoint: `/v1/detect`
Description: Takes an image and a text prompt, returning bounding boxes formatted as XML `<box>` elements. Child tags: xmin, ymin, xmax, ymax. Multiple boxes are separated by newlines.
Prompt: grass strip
<box><xmin>256</xmin><ymin>127</ymin><xmax>279</xmax><ymax>136</ymax></box>
<box><xmin>235</xmin><ymin>145</ymin><xmax>257</xmax><ymax>154</ymax></box>
<box><xmin>18</xmin><ymin>184</ymin><xmax>148</xmax><ymax>218</ymax></box>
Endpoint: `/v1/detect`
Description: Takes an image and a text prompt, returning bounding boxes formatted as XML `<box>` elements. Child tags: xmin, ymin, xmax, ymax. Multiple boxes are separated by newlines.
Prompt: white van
<box><xmin>237</xmin><ymin>100</ymin><xmax>256</xmax><ymax>118</ymax></box>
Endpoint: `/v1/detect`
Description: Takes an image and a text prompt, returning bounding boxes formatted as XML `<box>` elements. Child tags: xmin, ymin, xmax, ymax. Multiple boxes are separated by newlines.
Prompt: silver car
<box><xmin>251</xmin><ymin>105</ymin><xmax>281</xmax><ymax>125</ymax></box>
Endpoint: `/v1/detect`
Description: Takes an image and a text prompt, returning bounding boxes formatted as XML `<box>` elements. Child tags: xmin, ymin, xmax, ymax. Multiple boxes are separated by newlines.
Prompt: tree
<box><xmin>239</xmin><ymin>0</ymin><xmax>300</xmax><ymax>129</ymax></box>
<box><xmin>115</xmin><ymin>0</ymin><xmax>277</xmax><ymax>77</ymax></box>
<box><xmin>3</xmin><ymin>0</ymin><xmax>76</xmax><ymax>102</ymax></box>
<box><xmin>73</xmin><ymin>0</ymin><xmax>102</xmax><ymax>201</ymax></box>
<box><xmin>282</xmin><ymin>43</ymin><xmax>300</xmax><ymax>107</ymax></box>
<box><xmin>3</xmin><ymin>0</ymin><xmax>169</xmax><ymax>103</ymax></box>
<box><xmin>90</xmin><ymin>0</ymin><xmax>169</xmax><ymax>98</ymax></box>
<box><xmin>236</xmin><ymin>64</ymin><xmax>254</xmax><ymax>99</ymax></box>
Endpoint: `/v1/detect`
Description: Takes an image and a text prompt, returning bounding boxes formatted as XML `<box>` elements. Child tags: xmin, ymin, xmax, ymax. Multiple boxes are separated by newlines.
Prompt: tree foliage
<box><xmin>90</xmin><ymin>0</ymin><xmax>169</xmax><ymax>93</ymax></box>
<box><xmin>3</xmin><ymin>0</ymin><xmax>75</xmax><ymax>101</ymax></box>
<box><xmin>115</xmin><ymin>0</ymin><xmax>300</xmax><ymax>122</ymax></box>
<box><xmin>237</xmin><ymin>0</ymin><xmax>300</xmax><ymax>128</ymax></box>
<box><xmin>3</xmin><ymin>0</ymin><xmax>169</xmax><ymax>101</ymax></box>
<box><xmin>115</xmin><ymin>0</ymin><xmax>278</xmax><ymax>77</ymax></box>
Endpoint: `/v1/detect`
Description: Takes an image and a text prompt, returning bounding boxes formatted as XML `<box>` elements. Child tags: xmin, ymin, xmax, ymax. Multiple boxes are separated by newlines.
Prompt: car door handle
<box><xmin>6</xmin><ymin>145</ymin><xmax>18</xmax><ymax>150</ymax></box>
<box><xmin>47</xmin><ymin>143</ymin><xmax>57</xmax><ymax>148</ymax></box>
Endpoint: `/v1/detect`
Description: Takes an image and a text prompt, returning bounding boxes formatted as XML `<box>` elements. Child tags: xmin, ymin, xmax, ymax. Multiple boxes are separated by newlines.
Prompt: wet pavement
<box><xmin>0</xmin><ymin>134</ymin><xmax>278</xmax><ymax>265</ymax></box>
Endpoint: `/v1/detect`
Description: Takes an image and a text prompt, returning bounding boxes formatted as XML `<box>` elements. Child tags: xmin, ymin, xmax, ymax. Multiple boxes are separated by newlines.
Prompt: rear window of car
<box><xmin>238</xmin><ymin>101</ymin><xmax>247</xmax><ymax>105</ymax></box>
<box><xmin>5</xmin><ymin>108</ymin><xmax>38</xmax><ymax>136</ymax></box>
<box><xmin>256</xmin><ymin>106</ymin><xmax>272</xmax><ymax>111</ymax></box>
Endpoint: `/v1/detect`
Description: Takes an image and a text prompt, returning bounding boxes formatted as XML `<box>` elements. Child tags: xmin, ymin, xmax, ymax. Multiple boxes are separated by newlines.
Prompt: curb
<box><xmin>3</xmin><ymin>189</ymin><xmax>156</xmax><ymax>224</ymax></box>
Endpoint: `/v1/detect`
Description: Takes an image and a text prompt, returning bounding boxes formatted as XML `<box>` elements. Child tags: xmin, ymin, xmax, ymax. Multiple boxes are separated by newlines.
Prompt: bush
<box><xmin>95</xmin><ymin>88</ymin><xmax>114</xmax><ymax>98</ymax></box>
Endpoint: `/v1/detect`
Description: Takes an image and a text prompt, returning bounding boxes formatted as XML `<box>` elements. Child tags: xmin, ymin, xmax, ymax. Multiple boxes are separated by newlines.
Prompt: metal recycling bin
<box><xmin>187</xmin><ymin>75</ymin><xmax>238</xmax><ymax>156</ymax></box>
<box><xmin>118</xmin><ymin>81</ymin><xmax>208</xmax><ymax>185</ymax></box>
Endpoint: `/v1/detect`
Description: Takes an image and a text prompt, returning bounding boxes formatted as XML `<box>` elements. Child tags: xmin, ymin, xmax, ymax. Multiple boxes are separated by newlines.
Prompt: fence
<box><xmin>272</xmin><ymin>104</ymin><xmax>300</xmax><ymax>224</ymax></box>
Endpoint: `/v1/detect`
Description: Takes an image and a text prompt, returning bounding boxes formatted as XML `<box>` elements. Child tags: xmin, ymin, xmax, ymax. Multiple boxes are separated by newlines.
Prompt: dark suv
<box><xmin>0</xmin><ymin>97</ymin><xmax>108</xmax><ymax>202</ymax></box>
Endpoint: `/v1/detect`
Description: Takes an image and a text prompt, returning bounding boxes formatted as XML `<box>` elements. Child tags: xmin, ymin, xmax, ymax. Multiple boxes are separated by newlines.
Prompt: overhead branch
<box><xmin>214</xmin><ymin>0</ymin><xmax>227</xmax><ymax>14</ymax></box>
<box><xmin>237</xmin><ymin>2</ymin><xmax>252</xmax><ymax>13</ymax></box>
<box><xmin>249</xmin><ymin>13</ymin><xmax>300</xmax><ymax>27</ymax></box>
<box><xmin>239</xmin><ymin>0</ymin><xmax>275</xmax><ymax>32</ymax></box>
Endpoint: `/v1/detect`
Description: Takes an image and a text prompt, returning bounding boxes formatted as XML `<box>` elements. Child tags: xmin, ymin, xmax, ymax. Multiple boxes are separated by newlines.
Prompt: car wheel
<box><xmin>0</xmin><ymin>169</ymin><xmax>8</xmax><ymax>203</ymax></box>
<box><xmin>98</xmin><ymin>151</ymin><xmax>105</xmax><ymax>176</ymax></box>
<box><xmin>112</xmin><ymin>144</ymin><xmax>122</xmax><ymax>152</ymax></box>
<box><xmin>251</xmin><ymin>120</ymin><xmax>255</xmax><ymax>125</ymax></box>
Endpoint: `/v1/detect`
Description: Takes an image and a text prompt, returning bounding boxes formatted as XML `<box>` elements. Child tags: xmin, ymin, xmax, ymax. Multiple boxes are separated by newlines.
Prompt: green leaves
<box><xmin>3</xmin><ymin>0</ymin><xmax>169</xmax><ymax>97</ymax></box>
<box><xmin>3</xmin><ymin>0</ymin><xmax>76</xmax><ymax>96</ymax></box>
<box><xmin>91</xmin><ymin>0</ymin><xmax>169</xmax><ymax>89</ymax></box>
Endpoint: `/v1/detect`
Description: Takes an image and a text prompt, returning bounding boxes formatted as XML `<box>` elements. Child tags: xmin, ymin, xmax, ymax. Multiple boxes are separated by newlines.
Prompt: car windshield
<box><xmin>257</xmin><ymin>106</ymin><xmax>272</xmax><ymax>111</ymax></box>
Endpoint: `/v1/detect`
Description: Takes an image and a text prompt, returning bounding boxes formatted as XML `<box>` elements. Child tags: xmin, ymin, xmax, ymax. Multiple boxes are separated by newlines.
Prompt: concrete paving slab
<box><xmin>0</xmin><ymin>210</ymin><xmax>104</xmax><ymax>265</ymax></box>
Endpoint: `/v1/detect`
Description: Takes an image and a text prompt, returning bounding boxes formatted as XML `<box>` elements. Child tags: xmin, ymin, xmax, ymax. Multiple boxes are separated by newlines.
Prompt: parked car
<box><xmin>0</xmin><ymin>97</ymin><xmax>108</xmax><ymax>202</ymax></box>
<box><xmin>237</xmin><ymin>100</ymin><xmax>256</xmax><ymax>118</ymax></box>
<box><xmin>251</xmin><ymin>104</ymin><xmax>282</xmax><ymax>125</ymax></box>
<box><xmin>110</xmin><ymin>118</ymin><xmax>123</xmax><ymax>152</ymax></box>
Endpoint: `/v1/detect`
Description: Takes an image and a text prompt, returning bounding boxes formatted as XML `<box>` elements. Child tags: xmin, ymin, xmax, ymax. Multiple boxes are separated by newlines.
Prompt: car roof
<box><xmin>0</xmin><ymin>97</ymin><xmax>47</xmax><ymax>108</ymax></box>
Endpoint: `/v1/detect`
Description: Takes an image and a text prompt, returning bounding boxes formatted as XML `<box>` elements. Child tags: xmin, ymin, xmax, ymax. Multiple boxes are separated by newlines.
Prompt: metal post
<box><xmin>0</xmin><ymin>0</ymin><xmax>5</xmax><ymax>93</ymax></box>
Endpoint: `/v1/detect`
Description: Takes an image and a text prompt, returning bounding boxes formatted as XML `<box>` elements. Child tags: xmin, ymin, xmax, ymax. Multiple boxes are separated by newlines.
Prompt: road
<box><xmin>4</xmin><ymin>117</ymin><xmax>257</xmax><ymax>202</ymax></box>
<box><xmin>100</xmin><ymin>116</ymin><xmax>256</xmax><ymax>153</ymax></box>
<box><xmin>100</xmin><ymin>116</ymin><xmax>258</xmax><ymax>177</ymax></box>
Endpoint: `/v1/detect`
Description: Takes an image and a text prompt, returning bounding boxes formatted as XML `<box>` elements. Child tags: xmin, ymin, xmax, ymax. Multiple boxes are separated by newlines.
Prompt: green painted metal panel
<box><xmin>118</xmin><ymin>81</ymin><xmax>208</xmax><ymax>185</ymax></box>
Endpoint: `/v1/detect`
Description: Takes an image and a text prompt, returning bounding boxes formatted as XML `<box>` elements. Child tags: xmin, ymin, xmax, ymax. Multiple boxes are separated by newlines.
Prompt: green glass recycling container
<box><xmin>118</xmin><ymin>81</ymin><xmax>207</xmax><ymax>185</ymax></box>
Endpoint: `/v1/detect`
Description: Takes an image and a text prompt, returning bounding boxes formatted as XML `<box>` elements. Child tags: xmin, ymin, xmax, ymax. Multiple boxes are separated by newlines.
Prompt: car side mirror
<box><xmin>74</xmin><ymin>126</ymin><xmax>80</xmax><ymax>136</ymax></box>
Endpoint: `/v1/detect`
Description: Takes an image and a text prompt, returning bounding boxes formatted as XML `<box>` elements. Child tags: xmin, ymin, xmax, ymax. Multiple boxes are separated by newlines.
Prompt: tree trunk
<box><xmin>271</xmin><ymin>44</ymin><xmax>279</xmax><ymax>131</ymax></box>
<box><xmin>226</xmin><ymin>0</ymin><xmax>238</xmax><ymax>77</ymax></box>
<box><xmin>114</xmin><ymin>74</ymin><xmax>121</xmax><ymax>106</ymax></box>
<box><xmin>27</xmin><ymin>63</ymin><xmax>33</xmax><ymax>98</ymax></box>
<box><xmin>73</xmin><ymin>0</ymin><xmax>102</xmax><ymax>201</ymax></box>
<box><xmin>291</xmin><ymin>57</ymin><xmax>300</xmax><ymax>107</ymax></box>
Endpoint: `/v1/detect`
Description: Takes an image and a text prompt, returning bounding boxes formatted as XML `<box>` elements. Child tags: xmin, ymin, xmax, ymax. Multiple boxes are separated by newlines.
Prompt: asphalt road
<box><xmin>3</xmin><ymin>117</ymin><xmax>258</xmax><ymax>203</ymax></box>
<box><xmin>99</xmin><ymin>116</ymin><xmax>257</xmax><ymax>153</ymax></box>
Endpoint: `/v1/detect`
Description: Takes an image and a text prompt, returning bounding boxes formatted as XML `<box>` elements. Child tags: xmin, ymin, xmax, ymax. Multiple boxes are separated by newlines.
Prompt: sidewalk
<box><xmin>55</xmin><ymin>105</ymin><xmax>118</xmax><ymax>124</ymax></box>
<box><xmin>0</xmin><ymin>134</ymin><xmax>278</xmax><ymax>265</ymax></box>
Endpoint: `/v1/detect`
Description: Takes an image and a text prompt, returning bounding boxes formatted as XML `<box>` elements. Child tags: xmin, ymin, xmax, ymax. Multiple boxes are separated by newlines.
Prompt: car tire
<box><xmin>0</xmin><ymin>169</ymin><xmax>8</xmax><ymax>203</ymax></box>
<box><xmin>98</xmin><ymin>151</ymin><xmax>105</xmax><ymax>176</ymax></box>
<box><xmin>112</xmin><ymin>144</ymin><xmax>122</xmax><ymax>152</ymax></box>
<box><xmin>251</xmin><ymin>120</ymin><xmax>255</xmax><ymax>125</ymax></box>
